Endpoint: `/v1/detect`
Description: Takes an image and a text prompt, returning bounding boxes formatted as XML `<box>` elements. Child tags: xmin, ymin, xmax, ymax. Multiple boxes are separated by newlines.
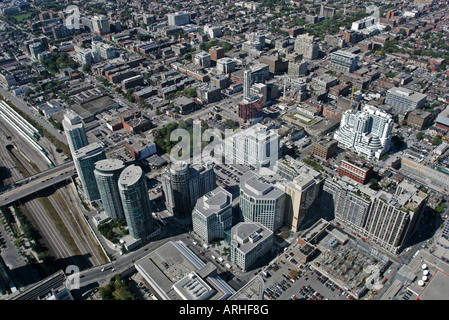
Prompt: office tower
<box><xmin>363</xmin><ymin>180</ymin><xmax>427</xmax><ymax>253</ymax></box>
<box><xmin>216</xmin><ymin>57</ymin><xmax>236</xmax><ymax>74</ymax></box>
<box><xmin>167</xmin><ymin>12</ymin><xmax>190</xmax><ymax>26</ymax></box>
<box><xmin>385</xmin><ymin>87</ymin><xmax>427</xmax><ymax>114</ymax></box>
<box><xmin>230</xmin><ymin>222</ymin><xmax>273</xmax><ymax>272</ymax></box>
<box><xmin>118</xmin><ymin>165</ymin><xmax>154</xmax><ymax>241</ymax></box>
<box><xmin>329</xmin><ymin>50</ymin><xmax>359</xmax><ymax>73</ymax></box>
<box><xmin>243</xmin><ymin>69</ymin><xmax>252</xmax><ymax>99</ymax></box>
<box><xmin>73</xmin><ymin>142</ymin><xmax>106</xmax><ymax>202</ymax></box>
<box><xmin>294</xmin><ymin>34</ymin><xmax>319</xmax><ymax>60</ymax></box>
<box><xmin>194</xmin><ymin>51</ymin><xmax>211</xmax><ymax>68</ymax></box>
<box><xmin>62</xmin><ymin>109</ymin><xmax>88</xmax><ymax>154</ymax></box>
<box><xmin>192</xmin><ymin>187</ymin><xmax>233</xmax><ymax>243</ymax></box>
<box><xmin>223</xmin><ymin>123</ymin><xmax>279</xmax><ymax>169</ymax></box>
<box><xmin>161</xmin><ymin>161</ymin><xmax>216</xmax><ymax>218</ymax></box>
<box><xmin>334</xmin><ymin>105</ymin><xmax>394</xmax><ymax>160</ymax></box>
<box><xmin>284</xmin><ymin>171</ymin><xmax>322</xmax><ymax>232</ymax></box>
<box><xmin>239</xmin><ymin>171</ymin><xmax>286</xmax><ymax>232</ymax></box>
<box><xmin>94</xmin><ymin>159</ymin><xmax>125</xmax><ymax>220</ymax></box>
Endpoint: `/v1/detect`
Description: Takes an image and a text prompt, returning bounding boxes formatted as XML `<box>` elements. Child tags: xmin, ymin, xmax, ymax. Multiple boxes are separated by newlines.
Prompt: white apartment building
<box><xmin>334</xmin><ymin>105</ymin><xmax>394</xmax><ymax>160</ymax></box>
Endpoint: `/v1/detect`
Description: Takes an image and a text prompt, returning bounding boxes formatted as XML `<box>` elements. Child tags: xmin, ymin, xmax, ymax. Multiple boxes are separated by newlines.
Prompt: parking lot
<box><xmin>262</xmin><ymin>256</ymin><xmax>355</xmax><ymax>301</ymax></box>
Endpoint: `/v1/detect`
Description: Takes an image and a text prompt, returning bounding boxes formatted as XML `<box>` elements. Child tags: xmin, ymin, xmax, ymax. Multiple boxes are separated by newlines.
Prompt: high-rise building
<box><xmin>223</xmin><ymin>123</ymin><xmax>279</xmax><ymax>169</ymax></box>
<box><xmin>230</xmin><ymin>222</ymin><xmax>273</xmax><ymax>272</ymax></box>
<box><xmin>320</xmin><ymin>5</ymin><xmax>336</xmax><ymax>18</ymax></box>
<box><xmin>92</xmin><ymin>15</ymin><xmax>110</xmax><ymax>35</ymax></box>
<box><xmin>334</xmin><ymin>105</ymin><xmax>394</xmax><ymax>160</ymax></box>
<box><xmin>363</xmin><ymin>180</ymin><xmax>427</xmax><ymax>253</ymax></box>
<box><xmin>161</xmin><ymin>161</ymin><xmax>216</xmax><ymax>218</ymax></box>
<box><xmin>385</xmin><ymin>87</ymin><xmax>427</xmax><ymax>114</ymax></box>
<box><xmin>284</xmin><ymin>170</ymin><xmax>322</xmax><ymax>232</ymax></box>
<box><xmin>73</xmin><ymin>142</ymin><xmax>106</xmax><ymax>202</ymax></box>
<box><xmin>243</xmin><ymin>69</ymin><xmax>252</xmax><ymax>99</ymax></box>
<box><xmin>118</xmin><ymin>165</ymin><xmax>154</xmax><ymax>241</ymax></box>
<box><xmin>239</xmin><ymin>171</ymin><xmax>286</xmax><ymax>232</ymax></box>
<box><xmin>192</xmin><ymin>187</ymin><xmax>233</xmax><ymax>243</ymax></box>
<box><xmin>320</xmin><ymin>178</ymin><xmax>373</xmax><ymax>234</ymax></box>
<box><xmin>329</xmin><ymin>50</ymin><xmax>359</xmax><ymax>73</ymax></box>
<box><xmin>216</xmin><ymin>57</ymin><xmax>236</xmax><ymax>74</ymax></box>
<box><xmin>294</xmin><ymin>34</ymin><xmax>319</xmax><ymax>60</ymax></box>
<box><xmin>167</xmin><ymin>12</ymin><xmax>190</xmax><ymax>26</ymax></box>
<box><xmin>194</xmin><ymin>51</ymin><xmax>211</xmax><ymax>68</ymax></box>
<box><xmin>62</xmin><ymin>109</ymin><xmax>88</xmax><ymax>154</ymax></box>
<box><xmin>94</xmin><ymin>159</ymin><xmax>126</xmax><ymax>220</ymax></box>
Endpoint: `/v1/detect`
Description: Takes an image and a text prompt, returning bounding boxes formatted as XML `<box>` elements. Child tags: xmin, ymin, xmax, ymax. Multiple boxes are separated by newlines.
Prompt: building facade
<box><xmin>385</xmin><ymin>87</ymin><xmax>427</xmax><ymax>114</ymax></box>
<box><xmin>334</xmin><ymin>105</ymin><xmax>394</xmax><ymax>160</ymax></box>
<box><xmin>239</xmin><ymin>171</ymin><xmax>286</xmax><ymax>232</ymax></box>
<box><xmin>167</xmin><ymin>12</ymin><xmax>190</xmax><ymax>26</ymax></box>
<box><xmin>192</xmin><ymin>187</ymin><xmax>233</xmax><ymax>243</ymax></box>
<box><xmin>294</xmin><ymin>34</ymin><xmax>319</xmax><ymax>60</ymax></box>
<box><xmin>118</xmin><ymin>165</ymin><xmax>154</xmax><ymax>241</ymax></box>
<box><xmin>94</xmin><ymin>159</ymin><xmax>126</xmax><ymax>220</ymax></box>
<box><xmin>284</xmin><ymin>172</ymin><xmax>322</xmax><ymax>232</ymax></box>
<box><xmin>230</xmin><ymin>222</ymin><xmax>273</xmax><ymax>272</ymax></box>
<box><xmin>329</xmin><ymin>50</ymin><xmax>359</xmax><ymax>74</ymax></box>
<box><xmin>338</xmin><ymin>158</ymin><xmax>373</xmax><ymax>184</ymax></box>
<box><xmin>62</xmin><ymin>109</ymin><xmax>88</xmax><ymax>155</ymax></box>
<box><xmin>162</xmin><ymin>162</ymin><xmax>216</xmax><ymax>218</ymax></box>
<box><xmin>223</xmin><ymin>123</ymin><xmax>279</xmax><ymax>169</ymax></box>
<box><xmin>363</xmin><ymin>180</ymin><xmax>427</xmax><ymax>253</ymax></box>
<box><xmin>73</xmin><ymin>143</ymin><xmax>106</xmax><ymax>203</ymax></box>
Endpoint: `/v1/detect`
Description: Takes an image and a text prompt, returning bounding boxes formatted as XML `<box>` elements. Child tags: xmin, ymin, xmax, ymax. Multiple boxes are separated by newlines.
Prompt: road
<box><xmin>0</xmin><ymin>162</ymin><xmax>76</xmax><ymax>207</ymax></box>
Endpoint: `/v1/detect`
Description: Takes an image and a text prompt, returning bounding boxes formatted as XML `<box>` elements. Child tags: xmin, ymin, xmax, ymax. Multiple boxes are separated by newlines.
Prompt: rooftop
<box><xmin>196</xmin><ymin>187</ymin><xmax>232</xmax><ymax>217</ymax></box>
<box><xmin>119</xmin><ymin>164</ymin><xmax>143</xmax><ymax>187</ymax></box>
<box><xmin>240</xmin><ymin>171</ymin><xmax>284</xmax><ymax>199</ymax></box>
<box><xmin>94</xmin><ymin>158</ymin><xmax>125</xmax><ymax>173</ymax></box>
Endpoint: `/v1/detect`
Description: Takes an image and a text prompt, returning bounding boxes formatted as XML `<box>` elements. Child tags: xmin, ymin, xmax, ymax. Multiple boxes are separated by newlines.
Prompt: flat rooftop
<box><xmin>119</xmin><ymin>164</ymin><xmax>143</xmax><ymax>187</ymax></box>
<box><xmin>240</xmin><ymin>171</ymin><xmax>284</xmax><ymax>199</ymax></box>
<box><xmin>134</xmin><ymin>241</ymin><xmax>235</xmax><ymax>300</ymax></box>
<box><xmin>196</xmin><ymin>187</ymin><xmax>232</xmax><ymax>217</ymax></box>
<box><xmin>94</xmin><ymin>158</ymin><xmax>125</xmax><ymax>173</ymax></box>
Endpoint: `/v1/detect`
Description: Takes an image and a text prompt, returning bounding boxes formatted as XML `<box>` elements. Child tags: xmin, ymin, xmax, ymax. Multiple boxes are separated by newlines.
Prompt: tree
<box><xmin>433</xmin><ymin>135</ymin><xmax>443</xmax><ymax>146</ymax></box>
<box><xmin>416</xmin><ymin>132</ymin><xmax>425</xmax><ymax>140</ymax></box>
<box><xmin>369</xmin><ymin>178</ymin><xmax>380</xmax><ymax>191</ymax></box>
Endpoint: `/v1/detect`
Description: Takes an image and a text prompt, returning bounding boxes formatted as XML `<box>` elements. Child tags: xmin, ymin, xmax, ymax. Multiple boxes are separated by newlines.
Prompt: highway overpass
<box><xmin>0</xmin><ymin>161</ymin><xmax>76</xmax><ymax>207</ymax></box>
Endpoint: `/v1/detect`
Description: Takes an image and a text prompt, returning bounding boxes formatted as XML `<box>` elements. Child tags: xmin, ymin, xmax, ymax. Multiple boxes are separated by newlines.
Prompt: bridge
<box><xmin>0</xmin><ymin>161</ymin><xmax>76</xmax><ymax>207</ymax></box>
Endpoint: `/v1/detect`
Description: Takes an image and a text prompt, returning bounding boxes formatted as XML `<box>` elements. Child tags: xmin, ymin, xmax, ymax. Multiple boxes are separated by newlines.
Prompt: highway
<box><xmin>0</xmin><ymin>161</ymin><xmax>76</xmax><ymax>207</ymax></box>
